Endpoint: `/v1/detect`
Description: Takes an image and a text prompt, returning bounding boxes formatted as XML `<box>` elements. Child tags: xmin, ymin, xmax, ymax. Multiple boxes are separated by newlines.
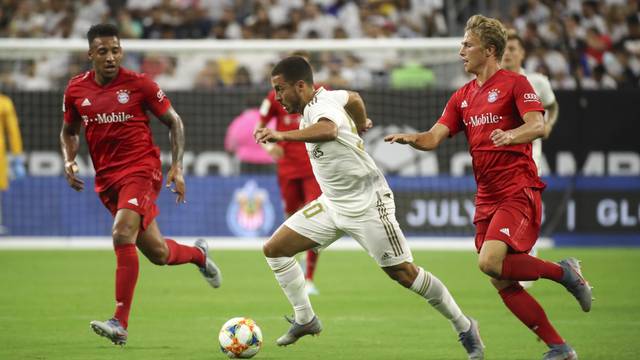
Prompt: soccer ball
<box><xmin>218</xmin><ymin>317</ymin><xmax>263</xmax><ymax>358</ymax></box>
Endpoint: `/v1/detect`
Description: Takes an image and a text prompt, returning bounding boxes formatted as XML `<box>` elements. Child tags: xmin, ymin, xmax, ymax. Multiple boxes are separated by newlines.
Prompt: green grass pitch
<box><xmin>1</xmin><ymin>248</ymin><xmax>638</xmax><ymax>359</ymax></box>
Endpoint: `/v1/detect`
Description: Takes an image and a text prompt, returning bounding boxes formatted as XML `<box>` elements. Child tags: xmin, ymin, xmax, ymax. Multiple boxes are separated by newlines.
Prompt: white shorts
<box><xmin>284</xmin><ymin>191</ymin><xmax>413</xmax><ymax>267</ymax></box>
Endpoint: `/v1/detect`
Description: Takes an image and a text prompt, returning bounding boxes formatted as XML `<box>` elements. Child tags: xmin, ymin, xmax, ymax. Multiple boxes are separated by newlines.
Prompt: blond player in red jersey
<box><xmin>60</xmin><ymin>24</ymin><xmax>221</xmax><ymax>346</ymax></box>
<box><xmin>385</xmin><ymin>15</ymin><xmax>592</xmax><ymax>360</ymax></box>
<box><xmin>256</xmin><ymin>54</ymin><xmax>323</xmax><ymax>295</ymax></box>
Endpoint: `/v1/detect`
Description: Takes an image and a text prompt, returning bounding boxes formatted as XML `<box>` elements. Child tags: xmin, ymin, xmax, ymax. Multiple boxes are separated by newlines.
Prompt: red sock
<box><xmin>501</xmin><ymin>253</ymin><xmax>563</xmax><ymax>281</ymax></box>
<box><xmin>305</xmin><ymin>250</ymin><xmax>319</xmax><ymax>281</ymax></box>
<box><xmin>113</xmin><ymin>243</ymin><xmax>139</xmax><ymax>329</ymax></box>
<box><xmin>499</xmin><ymin>283</ymin><xmax>564</xmax><ymax>345</ymax></box>
<box><xmin>165</xmin><ymin>239</ymin><xmax>205</xmax><ymax>267</ymax></box>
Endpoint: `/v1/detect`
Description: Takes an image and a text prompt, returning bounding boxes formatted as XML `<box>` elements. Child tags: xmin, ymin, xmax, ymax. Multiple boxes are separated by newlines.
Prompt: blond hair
<box><xmin>465</xmin><ymin>15</ymin><xmax>508</xmax><ymax>59</ymax></box>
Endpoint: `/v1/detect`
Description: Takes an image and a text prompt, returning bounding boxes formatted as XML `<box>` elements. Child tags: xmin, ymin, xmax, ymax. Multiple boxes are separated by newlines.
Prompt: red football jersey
<box><xmin>438</xmin><ymin>69</ymin><xmax>546</xmax><ymax>204</ymax></box>
<box><xmin>63</xmin><ymin>68</ymin><xmax>171</xmax><ymax>192</ymax></box>
<box><xmin>259</xmin><ymin>89</ymin><xmax>314</xmax><ymax>179</ymax></box>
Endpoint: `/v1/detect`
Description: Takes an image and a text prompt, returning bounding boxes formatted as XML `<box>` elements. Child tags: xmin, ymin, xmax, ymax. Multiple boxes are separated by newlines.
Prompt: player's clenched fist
<box><xmin>166</xmin><ymin>165</ymin><xmax>186</xmax><ymax>204</ymax></box>
<box><xmin>254</xmin><ymin>127</ymin><xmax>283</xmax><ymax>143</ymax></box>
<box><xmin>383</xmin><ymin>133</ymin><xmax>416</xmax><ymax>145</ymax></box>
<box><xmin>64</xmin><ymin>160</ymin><xmax>84</xmax><ymax>191</ymax></box>
<box><xmin>490</xmin><ymin>129</ymin><xmax>515</xmax><ymax>146</ymax></box>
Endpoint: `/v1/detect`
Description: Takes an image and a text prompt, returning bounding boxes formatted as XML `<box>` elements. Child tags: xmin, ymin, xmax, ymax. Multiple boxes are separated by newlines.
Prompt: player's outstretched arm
<box><xmin>344</xmin><ymin>91</ymin><xmax>372</xmax><ymax>133</ymax></box>
<box><xmin>158</xmin><ymin>106</ymin><xmax>186</xmax><ymax>204</ymax></box>
<box><xmin>384</xmin><ymin>123</ymin><xmax>450</xmax><ymax>151</ymax></box>
<box><xmin>255</xmin><ymin>119</ymin><xmax>337</xmax><ymax>144</ymax></box>
<box><xmin>490</xmin><ymin>110</ymin><xmax>544</xmax><ymax>146</ymax></box>
<box><xmin>60</xmin><ymin>120</ymin><xmax>84</xmax><ymax>191</ymax></box>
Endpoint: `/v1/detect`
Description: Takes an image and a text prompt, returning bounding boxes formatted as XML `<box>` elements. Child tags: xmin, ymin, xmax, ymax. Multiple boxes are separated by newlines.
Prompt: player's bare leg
<box><xmin>383</xmin><ymin>262</ymin><xmax>484</xmax><ymax>360</ymax></box>
<box><xmin>263</xmin><ymin>225</ymin><xmax>322</xmax><ymax>346</ymax></box>
<box><xmin>481</xmin><ymin>241</ymin><xmax>578</xmax><ymax>358</ymax></box>
<box><xmin>137</xmin><ymin>220</ymin><xmax>221</xmax><ymax>287</ymax></box>
<box><xmin>90</xmin><ymin>209</ymin><xmax>140</xmax><ymax>345</ymax></box>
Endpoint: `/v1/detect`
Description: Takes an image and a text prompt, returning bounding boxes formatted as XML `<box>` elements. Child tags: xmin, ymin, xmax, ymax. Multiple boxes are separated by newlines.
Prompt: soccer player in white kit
<box><xmin>502</xmin><ymin>29</ymin><xmax>559</xmax><ymax>289</ymax></box>
<box><xmin>254</xmin><ymin>56</ymin><xmax>485</xmax><ymax>360</ymax></box>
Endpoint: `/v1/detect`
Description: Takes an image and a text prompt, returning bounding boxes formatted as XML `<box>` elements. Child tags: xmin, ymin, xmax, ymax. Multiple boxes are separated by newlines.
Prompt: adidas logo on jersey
<box><xmin>381</xmin><ymin>252</ymin><xmax>392</xmax><ymax>261</ymax></box>
<box><xmin>461</xmin><ymin>100</ymin><xmax>468</xmax><ymax>108</ymax></box>
<box><xmin>81</xmin><ymin>98</ymin><xmax>92</xmax><ymax>107</ymax></box>
<box><xmin>500</xmin><ymin>228</ymin><xmax>510</xmax><ymax>237</ymax></box>
<box><xmin>127</xmin><ymin>198</ymin><xmax>139</xmax><ymax>206</ymax></box>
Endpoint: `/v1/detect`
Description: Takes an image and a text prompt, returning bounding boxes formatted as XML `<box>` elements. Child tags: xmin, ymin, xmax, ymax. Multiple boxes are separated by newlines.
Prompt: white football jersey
<box><xmin>521</xmin><ymin>69</ymin><xmax>556</xmax><ymax>174</ymax></box>
<box><xmin>301</xmin><ymin>87</ymin><xmax>390</xmax><ymax>216</ymax></box>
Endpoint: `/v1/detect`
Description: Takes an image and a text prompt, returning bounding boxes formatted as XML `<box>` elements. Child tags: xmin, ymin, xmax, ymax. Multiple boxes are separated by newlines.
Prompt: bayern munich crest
<box><xmin>116</xmin><ymin>89</ymin><xmax>130</xmax><ymax>104</ymax></box>
<box><xmin>487</xmin><ymin>89</ymin><xmax>500</xmax><ymax>103</ymax></box>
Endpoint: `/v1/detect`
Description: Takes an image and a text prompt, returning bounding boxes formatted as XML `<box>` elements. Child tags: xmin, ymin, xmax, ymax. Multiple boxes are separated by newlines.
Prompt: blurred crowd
<box><xmin>0</xmin><ymin>0</ymin><xmax>638</xmax><ymax>90</ymax></box>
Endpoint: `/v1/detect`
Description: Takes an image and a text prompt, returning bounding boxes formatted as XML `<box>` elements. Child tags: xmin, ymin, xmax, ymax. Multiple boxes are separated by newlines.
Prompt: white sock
<box><xmin>410</xmin><ymin>267</ymin><xmax>471</xmax><ymax>333</ymax></box>
<box><xmin>266</xmin><ymin>256</ymin><xmax>315</xmax><ymax>324</ymax></box>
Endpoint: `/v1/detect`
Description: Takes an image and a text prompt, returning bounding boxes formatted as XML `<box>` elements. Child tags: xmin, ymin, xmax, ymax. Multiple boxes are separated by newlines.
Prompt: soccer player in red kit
<box><xmin>60</xmin><ymin>24</ymin><xmax>222</xmax><ymax>346</ymax></box>
<box><xmin>385</xmin><ymin>15</ymin><xmax>592</xmax><ymax>360</ymax></box>
<box><xmin>257</xmin><ymin>78</ymin><xmax>323</xmax><ymax>295</ymax></box>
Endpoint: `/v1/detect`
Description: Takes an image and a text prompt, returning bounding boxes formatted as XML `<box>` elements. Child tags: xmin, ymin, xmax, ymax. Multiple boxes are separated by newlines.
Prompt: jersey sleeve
<box><xmin>327</xmin><ymin>89</ymin><xmax>349</xmax><ymax>106</ymax></box>
<box><xmin>436</xmin><ymin>90</ymin><xmax>464</xmax><ymax>136</ymax></box>
<box><xmin>62</xmin><ymin>86</ymin><xmax>81</xmax><ymax>125</ymax></box>
<box><xmin>307</xmin><ymin>91</ymin><xmax>348</xmax><ymax>127</ymax></box>
<box><xmin>536</xmin><ymin>75</ymin><xmax>556</xmax><ymax>107</ymax></box>
<box><xmin>139</xmin><ymin>75</ymin><xmax>171</xmax><ymax>117</ymax></box>
<box><xmin>514</xmin><ymin>75</ymin><xmax>545</xmax><ymax>117</ymax></box>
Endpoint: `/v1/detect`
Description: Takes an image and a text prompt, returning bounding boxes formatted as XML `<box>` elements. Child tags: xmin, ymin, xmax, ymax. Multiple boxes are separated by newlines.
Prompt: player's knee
<box><xmin>477</xmin><ymin>256</ymin><xmax>501</xmax><ymax>278</ymax></box>
<box><xmin>263</xmin><ymin>241</ymin><xmax>279</xmax><ymax>258</ymax></box>
<box><xmin>385</xmin><ymin>264</ymin><xmax>417</xmax><ymax>288</ymax></box>
<box><xmin>112</xmin><ymin>224</ymin><xmax>137</xmax><ymax>245</ymax></box>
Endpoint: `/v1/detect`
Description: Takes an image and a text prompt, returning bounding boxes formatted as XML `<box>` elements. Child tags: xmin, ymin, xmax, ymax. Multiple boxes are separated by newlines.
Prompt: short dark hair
<box><xmin>506</xmin><ymin>29</ymin><xmax>525</xmax><ymax>49</ymax></box>
<box><xmin>87</xmin><ymin>24</ymin><xmax>119</xmax><ymax>46</ymax></box>
<box><xmin>271</xmin><ymin>56</ymin><xmax>314</xmax><ymax>85</ymax></box>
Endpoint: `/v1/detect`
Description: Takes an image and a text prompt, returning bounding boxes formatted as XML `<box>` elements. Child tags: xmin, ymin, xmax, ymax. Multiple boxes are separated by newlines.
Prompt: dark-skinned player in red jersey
<box><xmin>256</xmin><ymin>56</ymin><xmax>323</xmax><ymax>296</ymax></box>
<box><xmin>385</xmin><ymin>15</ymin><xmax>592</xmax><ymax>360</ymax></box>
<box><xmin>60</xmin><ymin>24</ymin><xmax>222</xmax><ymax>346</ymax></box>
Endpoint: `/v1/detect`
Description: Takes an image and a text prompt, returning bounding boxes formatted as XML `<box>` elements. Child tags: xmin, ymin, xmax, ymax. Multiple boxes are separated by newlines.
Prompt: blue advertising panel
<box><xmin>3</xmin><ymin>176</ymin><xmax>639</xmax><ymax>246</ymax></box>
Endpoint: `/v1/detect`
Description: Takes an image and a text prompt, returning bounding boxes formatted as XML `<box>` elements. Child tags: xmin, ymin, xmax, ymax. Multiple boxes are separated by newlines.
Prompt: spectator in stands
<box><xmin>581</xmin><ymin>1</ymin><xmax>607</xmax><ymax>35</ymax></box>
<box><xmin>341</xmin><ymin>53</ymin><xmax>373</xmax><ymax>89</ymax></box>
<box><xmin>296</xmin><ymin>2</ymin><xmax>337</xmax><ymax>39</ymax></box>
<box><xmin>12</xmin><ymin>60</ymin><xmax>52</xmax><ymax>91</ymax></box>
<box><xmin>154</xmin><ymin>57</ymin><xmax>193</xmax><ymax>91</ymax></box>
<box><xmin>194</xmin><ymin>60</ymin><xmax>224</xmax><ymax>90</ymax></box>
<box><xmin>582</xmin><ymin>64</ymin><xmax>618</xmax><ymax>89</ymax></box>
<box><xmin>607</xmin><ymin>44</ymin><xmax>640</xmax><ymax>88</ymax></box>
<box><xmin>232</xmin><ymin>66</ymin><xmax>253</xmax><ymax>87</ymax></box>
<box><xmin>8</xmin><ymin>1</ymin><xmax>45</xmax><ymax>38</ymax></box>
<box><xmin>246</xmin><ymin>3</ymin><xmax>274</xmax><ymax>38</ymax></box>
<box><xmin>584</xmin><ymin>27</ymin><xmax>612</xmax><ymax>66</ymax></box>
<box><xmin>620</xmin><ymin>14</ymin><xmax>640</xmax><ymax>56</ymax></box>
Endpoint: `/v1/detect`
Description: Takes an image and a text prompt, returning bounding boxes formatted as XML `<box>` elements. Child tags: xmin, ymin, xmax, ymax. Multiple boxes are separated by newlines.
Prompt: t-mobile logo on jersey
<box><xmin>81</xmin><ymin>112</ymin><xmax>134</xmax><ymax>126</ymax></box>
<box><xmin>463</xmin><ymin>112</ymin><xmax>502</xmax><ymax>128</ymax></box>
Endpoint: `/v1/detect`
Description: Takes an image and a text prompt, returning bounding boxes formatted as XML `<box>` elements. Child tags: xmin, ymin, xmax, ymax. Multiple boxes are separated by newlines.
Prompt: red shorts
<box><xmin>278</xmin><ymin>174</ymin><xmax>322</xmax><ymax>215</ymax></box>
<box><xmin>98</xmin><ymin>168</ymin><xmax>162</xmax><ymax>230</ymax></box>
<box><xmin>473</xmin><ymin>187</ymin><xmax>542</xmax><ymax>253</ymax></box>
